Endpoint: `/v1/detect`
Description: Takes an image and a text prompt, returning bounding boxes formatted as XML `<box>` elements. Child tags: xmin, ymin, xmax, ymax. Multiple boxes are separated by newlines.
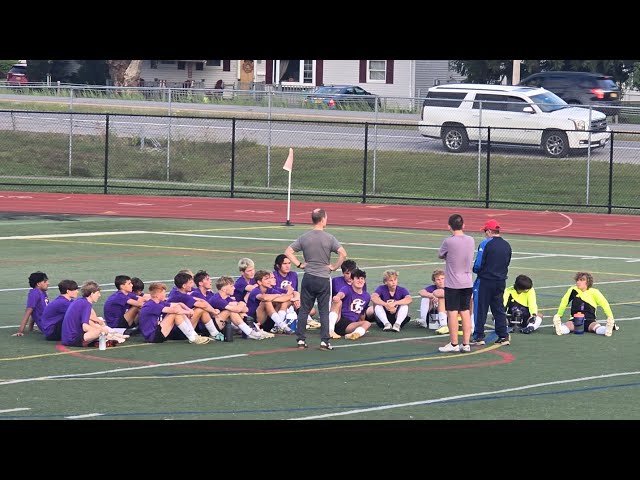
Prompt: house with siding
<box><xmin>137</xmin><ymin>60</ymin><xmax>465</xmax><ymax>97</ymax></box>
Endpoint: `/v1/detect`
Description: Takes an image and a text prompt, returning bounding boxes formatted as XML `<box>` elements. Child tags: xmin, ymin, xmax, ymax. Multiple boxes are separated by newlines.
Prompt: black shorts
<box><xmin>44</xmin><ymin>321</ymin><xmax>63</xmax><ymax>341</ymax></box>
<box><xmin>444</xmin><ymin>287</ymin><xmax>473</xmax><ymax>312</ymax></box>
<box><xmin>335</xmin><ymin>318</ymin><xmax>354</xmax><ymax>336</ymax></box>
<box><xmin>148</xmin><ymin>324</ymin><xmax>187</xmax><ymax>343</ymax></box>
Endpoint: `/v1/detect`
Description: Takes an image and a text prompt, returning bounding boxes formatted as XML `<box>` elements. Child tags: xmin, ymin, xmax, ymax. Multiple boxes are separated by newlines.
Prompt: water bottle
<box><xmin>224</xmin><ymin>321</ymin><xmax>234</xmax><ymax>342</ymax></box>
<box><xmin>98</xmin><ymin>333</ymin><xmax>107</xmax><ymax>350</ymax></box>
<box><xmin>573</xmin><ymin>313</ymin><xmax>585</xmax><ymax>334</ymax></box>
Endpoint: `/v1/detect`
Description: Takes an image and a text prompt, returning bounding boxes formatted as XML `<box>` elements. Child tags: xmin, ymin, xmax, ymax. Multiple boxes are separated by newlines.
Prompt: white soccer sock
<box><xmin>204</xmin><ymin>320</ymin><xmax>221</xmax><ymax>336</ymax></box>
<box><xmin>272</xmin><ymin>312</ymin><xmax>287</xmax><ymax>328</ymax></box>
<box><xmin>278</xmin><ymin>310</ymin><xmax>287</xmax><ymax>323</ymax></box>
<box><xmin>560</xmin><ymin>324</ymin><xmax>571</xmax><ymax>335</ymax></box>
<box><xmin>238</xmin><ymin>322</ymin><xmax>253</xmax><ymax>336</ymax></box>
<box><xmin>354</xmin><ymin>326</ymin><xmax>367</xmax><ymax>337</ymax></box>
<box><xmin>438</xmin><ymin>312</ymin><xmax>447</xmax><ymax>327</ymax></box>
<box><xmin>470</xmin><ymin>313</ymin><xmax>475</xmax><ymax>334</ymax></box>
<box><xmin>177</xmin><ymin>320</ymin><xmax>197</xmax><ymax>342</ymax></box>
<box><xmin>395</xmin><ymin>305</ymin><xmax>408</xmax><ymax>326</ymax></box>
<box><xmin>329</xmin><ymin>311</ymin><xmax>338</xmax><ymax>331</ymax></box>
<box><xmin>533</xmin><ymin>316</ymin><xmax>543</xmax><ymax>330</ymax></box>
<box><xmin>595</xmin><ymin>325</ymin><xmax>606</xmax><ymax>335</ymax></box>
<box><xmin>374</xmin><ymin>305</ymin><xmax>390</xmax><ymax>325</ymax></box>
<box><xmin>420</xmin><ymin>298</ymin><xmax>431</xmax><ymax>321</ymax></box>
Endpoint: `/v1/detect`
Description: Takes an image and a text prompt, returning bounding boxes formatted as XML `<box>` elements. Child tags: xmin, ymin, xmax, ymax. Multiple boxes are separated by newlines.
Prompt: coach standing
<box><xmin>472</xmin><ymin>219</ymin><xmax>512</xmax><ymax>346</ymax></box>
<box><xmin>284</xmin><ymin>208</ymin><xmax>347</xmax><ymax>350</ymax></box>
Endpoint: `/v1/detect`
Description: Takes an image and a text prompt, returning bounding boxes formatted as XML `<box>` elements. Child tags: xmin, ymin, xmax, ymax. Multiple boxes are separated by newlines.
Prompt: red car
<box><xmin>6</xmin><ymin>63</ymin><xmax>28</xmax><ymax>85</ymax></box>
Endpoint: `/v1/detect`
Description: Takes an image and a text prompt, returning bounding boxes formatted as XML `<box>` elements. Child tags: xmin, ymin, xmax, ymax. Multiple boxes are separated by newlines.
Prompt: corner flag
<box><xmin>283</xmin><ymin>148</ymin><xmax>294</xmax><ymax>172</ymax></box>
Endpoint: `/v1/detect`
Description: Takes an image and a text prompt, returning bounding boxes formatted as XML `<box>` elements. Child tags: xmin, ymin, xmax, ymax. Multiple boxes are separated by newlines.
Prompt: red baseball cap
<box><xmin>482</xmin><ymin>219</ymin><xmax>500</xmax><ymax>231</ymax></box>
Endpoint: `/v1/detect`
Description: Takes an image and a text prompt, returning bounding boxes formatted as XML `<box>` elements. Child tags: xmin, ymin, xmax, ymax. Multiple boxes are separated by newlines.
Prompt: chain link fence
<box><xmin>1</xmin><ymin>109</ymin><xmax>639</xmax><ymax>214</ymax></box>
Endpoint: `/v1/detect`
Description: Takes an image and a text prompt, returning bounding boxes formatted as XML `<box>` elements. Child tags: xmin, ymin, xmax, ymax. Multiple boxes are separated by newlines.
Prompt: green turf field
<box><xmin>1</xmin><ymin>215</ymin><xmax>638</xmax><ymax>420</ymax></box>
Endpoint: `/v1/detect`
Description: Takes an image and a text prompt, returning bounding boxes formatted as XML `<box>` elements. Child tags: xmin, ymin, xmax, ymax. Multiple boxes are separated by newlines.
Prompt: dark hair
<box><xmin>341</xmin><ymin>259</ymin><xmax>357</xmax><ymax>273</ymax></box>
<box><xmin>114</xmin><ymin>275</ymin><xmax>131</xmax><ymax>290</ymax></box>
<box><xmin>174</xmin><ymin>271</ymin><xmax>193</xmax><ymax>288</ymax></box>
<box><xmin>28</xmin><ymin>271</ymin><xmax>48</xmax><ymax>288</ymax></box>
<box><xmin>351</xmin><ymin>268</ymin><xmax>366</xmax><ymax>279</ymax></box>
<box><xmin>255</xmin><ymin>270</ymin><xmax>272</xmax><ymax>283</ymax></box>
<box><xmin>193</xmin><ymin>270</ymin><xmax>210</xmax><ymax>286</ymax></box>
<box><xmin>274</xmin><ymin>253</ymin><xmax>288</xmax><ymax>270</ymax></box>
<box><xmin>131</xmin><ymin>277</ymin><xmax>144</xmax><ymax>293</ymax></box>
<box><xmin>311</xmin><ymin>208</ymin><xmax>326</xmax><ymax>225</ymax></box>
<box><xmin>58</xmin><ymin>279</ymin><xmax>78</xmax><ymax>294</ymax></box>
<box><xmin>575</xmin><ymin>272</ymin><xmax>594</xmax><ymax>289</ymax></box>
<box><xmin>514</xmin><ymin>275</ymin><xmax>533</xmax><ymax>291</ymax></box>
<box><xmin>448</xmin><ymin>214</ymin><xmax>464</xmax><ymax>231</ymax></box>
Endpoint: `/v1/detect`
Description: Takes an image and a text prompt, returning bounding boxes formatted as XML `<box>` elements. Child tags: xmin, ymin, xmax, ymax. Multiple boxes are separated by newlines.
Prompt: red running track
<box><xmin>1</xmin><ymin>191</ymin><xmax>639</xmax><ymax>241</ymax></box>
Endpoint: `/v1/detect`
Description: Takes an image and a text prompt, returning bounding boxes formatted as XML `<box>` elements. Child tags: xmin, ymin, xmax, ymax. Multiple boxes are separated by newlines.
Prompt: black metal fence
<box><xmin>1</xmin><ymin>110</ymin><xmax>639</xmax><ymax>214</ymax></box>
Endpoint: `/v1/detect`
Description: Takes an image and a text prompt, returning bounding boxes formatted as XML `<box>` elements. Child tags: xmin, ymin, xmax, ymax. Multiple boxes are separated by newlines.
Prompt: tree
<box><xmin>106</xmin><ymin>60</ymin><xmax>143</xmax><ymax>86</ymax></box>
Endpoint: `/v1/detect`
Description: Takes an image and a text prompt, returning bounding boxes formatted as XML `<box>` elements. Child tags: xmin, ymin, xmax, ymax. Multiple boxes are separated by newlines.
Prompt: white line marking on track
<box><xmin>0</xmin><ymin>407</ymin><xmax>30</xmax><ymax>413</ymax></box>
<box><xmin>65</xmin><ymin>413</ymin><xmax>105</xmax><ymax>419</ymax></box>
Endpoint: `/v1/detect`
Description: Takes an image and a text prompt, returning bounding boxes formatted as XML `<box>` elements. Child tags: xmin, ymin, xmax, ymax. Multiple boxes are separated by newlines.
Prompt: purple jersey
<box><xmin>139</xmin><ymin>299</ymin><xmax>171</xmax><ymax>342</ymax></box>
<box><xmin>61</xmin><ymin>297</ymin><xmax>92</xmax><ymax>346</ymax></box>
<box><xmin>423</xmin><ymin>284</ymin><xmax>438</xmax><ymax>294</ymax></box>
<box><xmin>339</xmin><ymin>285</ymin><xmax>371</xmax><ymax>322</ymax></box>
<box><xmin>273</xmin><ymin>270</ymin><xmax>298</xmax><ymax>291</ymax></box>
<box><xmin>192</xmin><ymin>288</ymin><xmax>215</xmax><ymax>303</ymax></box>
<box><xmin>40</xmin><ymin>295</ymin><xmax>71</xmax><ymax>337</ymax></box>
<box><xmin>103</xmin><ymin>291</ymin><xmax>139</xmax><ymax>327</ymax></box>
<box><xmin>167</xmin><ymin>289</ymin><xmax>198</xmax><ymax>309</ymax></box>
<box><xmin>332</xmin><ymin>276</ymin><xmax>367</xmax><ymax>295</ymax></box>
<box><xmin>209</xmin><ymin>293</ymin><xmax>238</xmax><ymax>311</ymax></box>
<box><xmin>246</xmin><ymin>287</ymin><xmax>280</xmax><ymax>318</ymax></box>
<box><xmin>233</xmin><ymin>276</ymin><xmax>255</xmax><ymax>303</ymax></box>
<box><xmin>373</xmin><ymin>284</ymin><xmax>411</xmax><ymax>302</ymax></box>
<box><xmin>26</xmin><ymin>287</ymin><xmax>49</xmax><ymax>330</ymax></box>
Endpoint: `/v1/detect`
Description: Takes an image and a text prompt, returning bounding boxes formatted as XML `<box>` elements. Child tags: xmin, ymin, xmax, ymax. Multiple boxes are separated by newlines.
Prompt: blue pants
<box><xmin>473</xmin><ymin>278</ymin><xmax>508</xmax><ymax>338</ymax></box>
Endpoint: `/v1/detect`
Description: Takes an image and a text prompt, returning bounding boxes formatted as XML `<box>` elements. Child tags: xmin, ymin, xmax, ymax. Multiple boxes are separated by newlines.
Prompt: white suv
<box><xmin>418</xmin><ymin>84</ymin><xmax>610</xmax><ymax>158</ymax></box>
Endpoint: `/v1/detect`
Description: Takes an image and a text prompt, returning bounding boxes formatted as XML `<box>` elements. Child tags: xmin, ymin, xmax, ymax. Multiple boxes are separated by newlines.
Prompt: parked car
<box><xmin>304</xmin><ymin>85</ymin><xmax>380</xmax><ymax>111</ymax></box>
<box><xmin>6</xmin><ymin>62</ymin><xmax>28</xmax><ymax>85</ymax></box>
<box><xmin>518</xmin><ymin>71</ymin><xmax>621</xmax><ymax>116</ymax></box>
<box><xmin>418</xmin><ymin>84</ymin><xmax>610</xmax><ymax>158</ymax></box>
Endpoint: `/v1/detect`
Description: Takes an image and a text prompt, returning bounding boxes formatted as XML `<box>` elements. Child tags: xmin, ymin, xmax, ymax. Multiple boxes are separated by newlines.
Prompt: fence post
<box><xmin>230</xmin><ymin>118</ymin><xmax>236</xmax><ymax>198</ymax></box>
<box><xmin>104</xmin><ymin>114</ymin><xmax>110</xmax><ymax>194</ymax></box>
<box><xmin>608</xmin><ymin>131</ymin><xmax>614</xmax><ymax>214</ymax></box>
<box><xmin>68</xmin><ymin>88</ymin><xmax>74</xmax><ymax>176</ymax></box>
<box><xmin>485</xmin><ymin>127</ymin><xmax>491</xmax><ymax>208</ymax></box>
<box><xmin>166</xmin><ymin>88</ymin><xmax>172</xmax><ymax>180</ymax></box>
<box><xmin>362</xmin><ymin>123</ymin><xmax>369</xmax><ymax>203</ymax></box>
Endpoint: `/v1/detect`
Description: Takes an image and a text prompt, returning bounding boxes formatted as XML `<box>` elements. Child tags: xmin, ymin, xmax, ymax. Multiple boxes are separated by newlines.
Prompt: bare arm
<box><xmin>14</xmin><ymin>307</ymin><xmax>34</xmax><ymax>336</ymax></box>
<box><xmin>284</xmin><ymin>246</ymin><xmax>303</xmax><ymax>268</ymax></box>
<box><xmin>330</xmin><ymin>246</ymin><xmax>348</xmax><ymax>272</ymax></box>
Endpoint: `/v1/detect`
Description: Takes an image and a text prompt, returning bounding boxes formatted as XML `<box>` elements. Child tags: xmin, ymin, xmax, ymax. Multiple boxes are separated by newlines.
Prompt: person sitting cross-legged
<box><xmin>368</xmin><ymin>269</ymin><xmax>413</xmax><ymax>332</ymax></box>
<box><xmin>329</xmin><ymin>268</ymin><xmax>372</xmax><ymax>341</ymax></box>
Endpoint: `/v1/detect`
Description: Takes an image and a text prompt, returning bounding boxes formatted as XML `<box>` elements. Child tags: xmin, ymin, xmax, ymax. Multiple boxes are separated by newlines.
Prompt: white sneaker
<box><xmin>345</xmin><ymin>332</ymin><xmax>361</xmax><ymax>340</ymax></box>
<box><xmin>329</xmin><ymin>330</ymin><xmax>342</xmax><ymax>339</ymax></box>
<box><xmin>460</xmin><ymin>344</ymin><xmax>471</xmax><ymax>353</ymax></box>
<box><xmin>247</xmin><ymin>331</ymin><xmax>264</xmax><ymax>340</ymax></box>
<box><xmin>438</xmin><ymin>342</ymin><xmax>460</xmax><ymax>353</ymax></box>
<box><xmin>190</xmin><ymin>335</ymin><xmax>211</xmax><ymax>345</ymax></box>
<box><xmin>382</xmin><ymin>323</ymin><xmax>393</xmax><ymax>331</ymax></box>
<box><xmin>392</xmin><ymin>323</ymin><xmax>401</xmax><ymax>332</ymax></box>
<box><xmin>553</xmin><ymin>315</ymin><xmax>563</xmax><ymax>336</ymax></box>
<box><xmin>605</xmin><ymin>318</ymin><xmax>615</xmax><ymax>337</ymax></box>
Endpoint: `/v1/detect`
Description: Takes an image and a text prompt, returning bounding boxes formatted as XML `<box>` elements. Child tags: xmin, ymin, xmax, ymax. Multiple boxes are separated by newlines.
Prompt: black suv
<box><xmin>519</xmin><ymin>71</ymin><xmax>621</xmax><ymax>115</ymax></box>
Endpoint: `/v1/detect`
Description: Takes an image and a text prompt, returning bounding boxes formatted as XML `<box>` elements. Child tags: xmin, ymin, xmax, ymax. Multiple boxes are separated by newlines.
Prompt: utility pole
<box><xmin>512</xmin><ymin>60</ymin><xmax>522</xmax><ymax>85</ymax></box>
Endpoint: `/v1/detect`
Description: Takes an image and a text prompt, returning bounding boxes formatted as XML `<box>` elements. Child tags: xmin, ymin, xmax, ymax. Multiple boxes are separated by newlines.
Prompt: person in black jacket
<box><xmin>471</xmin><ymin>219</ymin><xmax>512</xmax><ymax>346</ymax></box>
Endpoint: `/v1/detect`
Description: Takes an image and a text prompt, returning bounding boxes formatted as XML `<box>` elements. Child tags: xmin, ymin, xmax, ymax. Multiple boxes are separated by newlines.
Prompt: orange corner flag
<box><xmin>283</xmin><ymin>148</ymin><xmax>294</xmax><ymax>172</ymax></box>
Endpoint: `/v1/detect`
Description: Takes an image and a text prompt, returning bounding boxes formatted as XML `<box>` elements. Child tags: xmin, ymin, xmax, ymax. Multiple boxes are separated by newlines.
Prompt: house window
<box><xmin>195</xmin><ymin>62</ymin><xmax>204</xmax><ymax>71</ymax></box>
<box><xmin>368</xmin><ymin>60</ymin><xmax>386</xmax><ymax>82</ymax></box>
<box><xmin>276</xmin><ymin>60</ymin><xmax>314</xmax><ymax>84</ymax></box>
<box><xmin>160</xmin><ymin>61</ymin><xmax>176</xmax><ymax>65</ymax></box>
<box><xmin>150</xmin><ymin>60</ymin><xmax>158</xmax><ymax>69</ymax></box>
<box><xmin>178</xmin><ymin>61</ymin><xmax>186</xmax><ymax>70</ymax></box>
<box><xmin>206</xmin><ymin>60</ymin><xmax>222</xmax><ymax>67</ymax></box>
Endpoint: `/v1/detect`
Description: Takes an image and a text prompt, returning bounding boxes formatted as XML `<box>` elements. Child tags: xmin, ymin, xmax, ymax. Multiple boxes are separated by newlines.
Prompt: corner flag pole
<box><xmin>283</xmin><ymin>148</ymin><xmax>294</xmax><ymax>226</ymax></box>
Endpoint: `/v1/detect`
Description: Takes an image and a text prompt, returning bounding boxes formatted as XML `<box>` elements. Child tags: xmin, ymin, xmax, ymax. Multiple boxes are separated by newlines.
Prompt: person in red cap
<box><xmin>471</xmin><ymin>219</ymin><xmax>512</xmax><ymax>346</ymax></box>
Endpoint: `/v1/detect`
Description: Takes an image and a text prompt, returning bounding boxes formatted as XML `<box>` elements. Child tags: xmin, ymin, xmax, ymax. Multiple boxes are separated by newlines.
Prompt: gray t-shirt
<box><xmin>289</xmin><ymin>230</ymin><xmax>342</xmax><ymax>278</ymax></box>
<box><xmin>438</xmin><ymin>233</ymin><xmax>475</xmax><ymax>289</ymax></box>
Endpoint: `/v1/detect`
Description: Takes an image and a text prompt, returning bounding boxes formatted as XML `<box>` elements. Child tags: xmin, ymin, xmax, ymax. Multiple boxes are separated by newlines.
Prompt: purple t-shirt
<box><xmin>233</xmin><ymin>276</ymin><xmax>255</xmax><ymax>303</ymax></box>
<box><xmin>103</xmin><ymin>291</ymin><xmax>138</xmax><ymax>327</ymax></box>
<box><xmin>332</xmin><ymin>276</ymin><xmax>367</xmax><ymax>295</ymax></box>
<box><xmin>61</xmin><ymin>297</ymin><xmax>92</xmax><ymax>346</ymax></box>
<box><xmin>373</xmin><ymin>284</ymin><xmax>411</xmax><ymax>302</ymax></box>
<box><xmin>438</xmin><ymin>233</ymin><xmax>475</xmax><ymax>289</ymax></box>
<box><xmin>273</xmin><ymin>270</ymin><xmax>298</xmax><ymax>291</ymax></box>
<box><xmin>246</xmin><ymin>287</ymin><xmax>280</xmax><ymax>318</ymax></box>
<box><xmin>423</xmin><ymin>284</ymin><xmax>438</xmax><ymax>294</ymax></box>
<box><xmin>40</xmin><ymin>295</ymin><xmax>71</xmax><ymax>337</ymax></box>
<box><xmin>167</xmin><ymin>289</ymin><xmax>198</xmax><ymax>309</ymax></box>
<box><xmin>192</xmin><ymin>288</ymin><xmax>215</xmax><ymax>303</ymax></box>
<box><xmin>209</xmin><ymin>293</ymin><xmax>239</xmax><ymax>311</ymax></box>
<box><xmin>339</xmin><ymin>285</ymin><xmax>371</xmax><ymax>322</ymax></box>
<box><xmin>139</xmin><ymin>299</ymin><xmax>170</xmax><ymax>342</ymax></box>
<box><xmin>26</xmin><ymin>288</ymin><xmax>49</xmax><ymax>329</ymax></box>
